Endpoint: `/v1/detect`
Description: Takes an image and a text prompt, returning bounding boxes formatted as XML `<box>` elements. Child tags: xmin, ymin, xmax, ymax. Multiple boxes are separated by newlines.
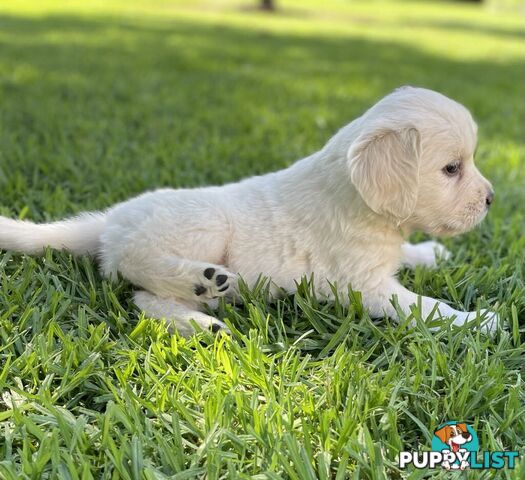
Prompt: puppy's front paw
<box><xmin>402</xmin><ymin>241</ymin><xmax>451</xmax><ymax>269</ymax></box>
<box><xmin>193</xmin><ymin>266</ymin><xmax>237</xmax><ymax>300</ymax></box>
<box><xmin>478</xmin><ymin>309</ymin><xmax>499</xmax><ymax>334</ymax></box>
<box><xmin>431</xmin><ymin>241</ymin><xmax>451</xmax><ymax>261</ymax></box>
<box><xmin>455</xmin><ymin>309</ymin><xmax>499</xmax><ymax>334</ymax></box>
<box><xmin>417</xmin><ymin>240</ymin><xmax>451</xmax><ymax>267</ymax></box>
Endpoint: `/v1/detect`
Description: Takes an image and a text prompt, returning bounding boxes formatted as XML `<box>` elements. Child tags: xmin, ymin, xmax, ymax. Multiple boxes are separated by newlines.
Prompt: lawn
<box><xmin>0</xmin><ymin>0</ymin><xmax>524</xmax><ymax>478</ymax></box>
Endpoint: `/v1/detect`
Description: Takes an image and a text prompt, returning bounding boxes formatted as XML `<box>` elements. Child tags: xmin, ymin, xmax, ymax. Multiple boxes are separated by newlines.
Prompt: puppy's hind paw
<box><xmin>210</xmin><ymin>319</ymin><xmax>230</xmax><ymax>334</ymax></box>
<box><xmin>133</xmin><ymin>290</ymin><xmax>230</xmax><ymax>337</ymax></box>
<box><xmin>193</xmin><ymin>265</ymin><xmax>237</xmax><ymax>300</ymax></box>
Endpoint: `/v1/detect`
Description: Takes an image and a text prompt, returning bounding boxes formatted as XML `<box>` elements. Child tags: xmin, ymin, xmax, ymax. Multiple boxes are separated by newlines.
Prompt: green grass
<box><xmin>0</xmin><ymin>0</ymin><xmax>524</xmax><ymax>478</ymax></box>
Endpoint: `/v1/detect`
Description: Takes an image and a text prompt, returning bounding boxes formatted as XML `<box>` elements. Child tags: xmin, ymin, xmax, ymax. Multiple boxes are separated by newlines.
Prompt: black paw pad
<box><xmin>211</xmin><ymin>323</ymin><xmax>222</xmax><ymax>333</ymax></box>
<box><xmin>216</xmin><ymin>274</ymin><xmax>227</xmax><ymax>286</ymax></box>
<box><xmin>194</xmin><ymin>284</ymin><xmax>207</xmax><ymax>296</ymax></box>
<box><xmin>204</xmin><ymin>268</ymin><xmax>215</xmax><ymax>280</ymax></box>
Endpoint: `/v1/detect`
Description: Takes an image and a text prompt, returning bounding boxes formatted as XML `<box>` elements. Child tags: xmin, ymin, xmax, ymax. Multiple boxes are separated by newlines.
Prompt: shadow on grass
<box><xmin>406</xmin><ymin>18</ymin><xmax>525</xmax><ymax>40</ymax></box>
<box><xmin>0</xmin><ymin>14</ymin><xmax>522</xmax><ymax>205</ymax></box>
<box><xmin>0</xmin><ymin>13</ymin><xmax>522</xmax><ymax>143</ymax></box>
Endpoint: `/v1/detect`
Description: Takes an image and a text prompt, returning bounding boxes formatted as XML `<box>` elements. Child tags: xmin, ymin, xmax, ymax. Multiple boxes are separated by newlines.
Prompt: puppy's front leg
<box><xmin>370</xmin><ymin>278</ymin><xmax>498</xmax><ymax>332</ymax></box>
<box><xmin>401</xmin><ymin>241</ymin><xmax>451</xmax><ymax>269</ymax></box>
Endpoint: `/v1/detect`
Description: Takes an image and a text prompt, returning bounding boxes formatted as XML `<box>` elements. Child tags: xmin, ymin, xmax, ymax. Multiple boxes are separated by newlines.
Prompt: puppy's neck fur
<box><xmin>277</xmin><ymin>123</ymin><xmax>405</xmax><ymax>245</ymax></box>
<box><xmin>277</xmin><ymin>147</ymin><xmax>403</xmax><ymax>244</ymax></box>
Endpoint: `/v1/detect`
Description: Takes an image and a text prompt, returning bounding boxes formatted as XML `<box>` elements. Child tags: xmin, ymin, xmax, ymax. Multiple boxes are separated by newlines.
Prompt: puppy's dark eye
<box><xmin>443</xmin><ymin>162</ymin><xmax>461</xmax><ymax>176</ymax></box>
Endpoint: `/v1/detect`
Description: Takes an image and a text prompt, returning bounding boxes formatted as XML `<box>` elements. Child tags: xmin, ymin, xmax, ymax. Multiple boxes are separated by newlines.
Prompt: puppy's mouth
<box><xmin>438</xmin><ymin>208</ymin><xmax>488</xmax><ymax>237</ymax></box>
<box><xmin>450</xmin><ymin>434</ymin><xmax>471</xmax><ymax>451</ymax></box>
<box><xmin>450</xmin><ymin>441</ymin><xmax>461</xmax><ymax>453</ymax></box>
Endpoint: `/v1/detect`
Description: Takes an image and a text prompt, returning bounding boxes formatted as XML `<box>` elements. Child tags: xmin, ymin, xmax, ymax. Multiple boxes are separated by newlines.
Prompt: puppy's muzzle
<box><xmin>486</xmin><ymin>190</ymin><xmax>495</xmax><ymax>207</ymax></box>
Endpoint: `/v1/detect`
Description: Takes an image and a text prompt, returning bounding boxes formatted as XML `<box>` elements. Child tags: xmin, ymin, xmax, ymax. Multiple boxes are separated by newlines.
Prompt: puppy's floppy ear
<box><xmin>457</xmin><ymin>423</ymin><xmax>468</xmax><ymax>433</ymax></box>
<box><xmin>434</xmin><ymin>426</ymin><xmax>451</xmax><ymax>443</ymax></box>
<box><xmin>348</xmin><ymin>127</ymin><xmax>421</xmax><ymax>221</ymax></box>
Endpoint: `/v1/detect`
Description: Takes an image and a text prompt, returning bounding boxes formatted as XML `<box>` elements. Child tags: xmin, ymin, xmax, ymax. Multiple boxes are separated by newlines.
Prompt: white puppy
<box><xmin>0</xmin><ymin>87</ymin><xmax>497</xmax><ymax>335</ymax></box>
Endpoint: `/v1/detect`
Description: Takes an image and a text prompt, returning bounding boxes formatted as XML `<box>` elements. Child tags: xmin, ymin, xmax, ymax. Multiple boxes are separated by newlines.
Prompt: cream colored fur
<box><xmin>0</xmin><ymin>87</ymin><xmax>498</xmax><ymax>335</ymax></box>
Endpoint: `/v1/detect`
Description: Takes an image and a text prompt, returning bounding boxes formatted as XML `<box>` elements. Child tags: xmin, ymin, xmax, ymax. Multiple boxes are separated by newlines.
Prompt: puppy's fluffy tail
<box><xmin>0</xmin><ymin>212</ymin><xmax>106</xmax><ymax>256</ymax></box>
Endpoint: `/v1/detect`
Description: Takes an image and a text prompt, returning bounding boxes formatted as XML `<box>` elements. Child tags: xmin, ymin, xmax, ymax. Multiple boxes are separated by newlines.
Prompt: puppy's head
<box><xmin>348</xmin><ymin>87</ymin><xmax>493</xmax><ymax>236</ymax></box>
<box><xmin>434</xmin><ymin>423</ymin><xmax>472</xmax><ymax>452</ymax></box>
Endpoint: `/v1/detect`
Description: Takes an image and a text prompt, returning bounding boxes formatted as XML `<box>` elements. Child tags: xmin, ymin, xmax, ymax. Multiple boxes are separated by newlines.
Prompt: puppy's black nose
<box><xmin>462</xmin><ymin>432</ymin><xmax>471</xmax><ymax>439</ymax></box>
<box><xmin>486</xmin><ymin>191</ymin><xmax>494</xmax><ymax>207</ymax></box>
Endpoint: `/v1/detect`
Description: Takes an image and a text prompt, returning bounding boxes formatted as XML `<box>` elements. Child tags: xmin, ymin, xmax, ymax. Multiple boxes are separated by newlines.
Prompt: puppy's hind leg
<box><xmin>134</xmin><ymin>290</ymin><xmax>228</xmax><ymax>337</ymax></box>
<box><xmin>118</xmin><ymin>254</ymin><xmax>238</xmax><ymax>304</ymax></box>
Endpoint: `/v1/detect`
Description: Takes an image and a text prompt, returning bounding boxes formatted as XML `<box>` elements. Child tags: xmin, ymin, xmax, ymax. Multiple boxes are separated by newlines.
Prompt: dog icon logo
<box><xmin>431</xmin><ymin>422</ymin><xmax>478</xmax><ymax>470</ymax></box>
<box><xmin>399</xmin><ymin>420</ymin><xmax>518</xmax><ymax>470</ymax></box>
